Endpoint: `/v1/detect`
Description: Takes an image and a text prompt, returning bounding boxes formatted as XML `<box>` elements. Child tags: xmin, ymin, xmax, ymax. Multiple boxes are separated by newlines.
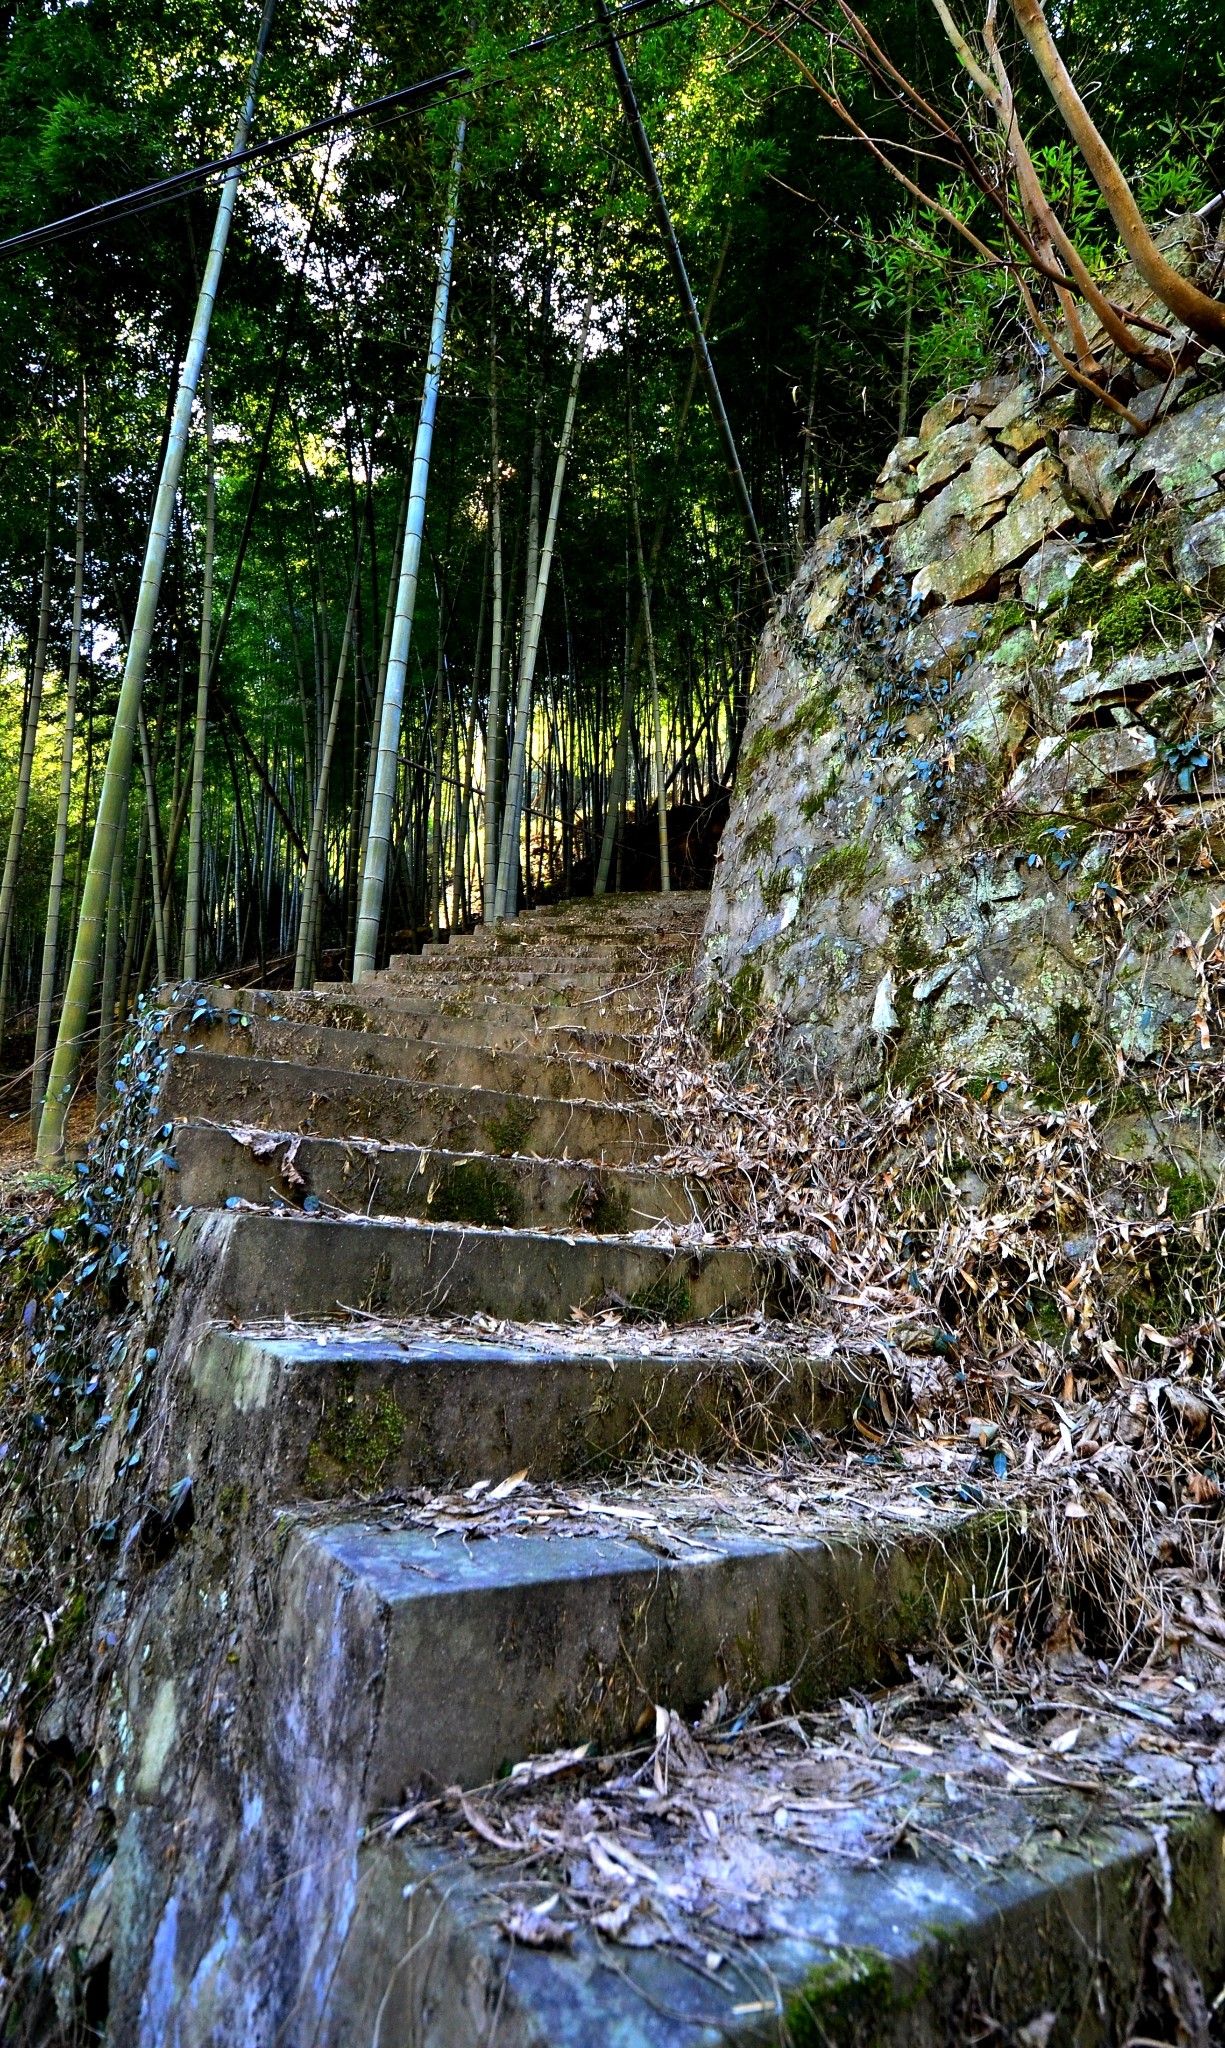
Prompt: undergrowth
<box><xmin>640</xmin><ymin>973</ymin><xmax>1225</xmax><ymax>1678</ymax></box>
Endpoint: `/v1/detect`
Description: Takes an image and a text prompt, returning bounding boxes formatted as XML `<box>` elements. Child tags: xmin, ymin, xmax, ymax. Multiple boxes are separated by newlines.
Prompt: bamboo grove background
<box><xmin>0</xmin><ymin>0</ymin><xmax>1219</xmax><ymax>1128</ymax></box>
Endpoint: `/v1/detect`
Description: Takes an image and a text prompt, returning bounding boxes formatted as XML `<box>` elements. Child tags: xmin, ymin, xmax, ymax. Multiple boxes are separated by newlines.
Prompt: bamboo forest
<box><xmin>4</xmin><ymin>0</ymin><xmax>1225</xmax><ymax>2037</ymax></box>
<box><xmin>0</xmin><ymin>0</ymin><xmax>1202</xmax><ymax>1152</ymax></box>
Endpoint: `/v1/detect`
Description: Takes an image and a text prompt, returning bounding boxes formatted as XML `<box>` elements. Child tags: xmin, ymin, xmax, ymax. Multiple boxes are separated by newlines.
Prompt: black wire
<box><xmin>0</xmin><ymin>0</ymin><xmax>716</xmax><ymax>261</ymax></box>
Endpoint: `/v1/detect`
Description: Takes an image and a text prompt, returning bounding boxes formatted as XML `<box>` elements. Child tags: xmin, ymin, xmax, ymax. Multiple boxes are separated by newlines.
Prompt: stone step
<box><xmin>324</xmin><ymin>1780</ymin><xmax>1220</xmax><ymax>2048</ymax></box>
<box><xmin>506</xmin><ymin>889</ymin><xmax>710</xmax><ymax>930</ymax></box>
<box><xmin>274</xmin><ymin>1494</ymin><xmax>999</xmax><ymax>1795</ymax></box>
<box><xmin>375</xmin><ymin>963</ymin><xmax>635</xmax><ymax>998</ymax></box>
<box><xmin>416</xmin><ymin>930</ymin><xmax>698</xmax><ymax>966</ymax></box>
<box><xmin>181</xmin><ymin>1012</ymin><xmax>632</xmax><ymax>1104</ymax></box>
<box><xmin>162</xmin><ymin>1051</ymin><xmax>666</xmax><ymax>1162</ymax></box>
<box><xmin>194</xmin><ymin>984</ymin><xmax>637</xmax><ymax>1059</ymax></box>
<box><xmin>409</xmin><ymin>942</ymin><xmax>653</xmax><ymax>972</ymax></box>
<box><xmin>316</xmin><ymin>986</ymin><xmax>645</xmax><ymax>1049</ymax></box>
<box><xmin>190</xmin><ymin>1209</ymin><xmax>762</xmax><ymax>1324</ymax></box>
<box><xmin>188</xmin><ymin>1323</ymin><xmax>853</xmax><ymax>1492</ymax></box>
<box><xmin>172</xmin><ymin>1123</ymin><xmax>702</xmax><ymax>1230</ymax></box>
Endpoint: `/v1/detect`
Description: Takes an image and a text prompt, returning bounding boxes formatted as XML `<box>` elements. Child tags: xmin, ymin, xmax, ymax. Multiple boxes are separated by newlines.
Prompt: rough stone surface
<box><xmin>702</xmin><ymin>351</ymin><xmax>1225</xmax><ymax>1100</ymax></box>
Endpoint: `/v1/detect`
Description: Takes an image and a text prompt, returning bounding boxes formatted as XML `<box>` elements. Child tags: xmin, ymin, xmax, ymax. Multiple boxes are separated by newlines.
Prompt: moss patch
<box><xmin>1153</xmin><ymin>1163</ymin><xmax>1215</xmax><ymax>1221</ymax></box>
<box><xmin>427</xmin><ymin>1160</ymin><xmax>523</xmax><ymax>1228</ymax></box>
<box><xmin>705</xmin><ymin>958</ymin><xmax>765</xmax><ymax>1058</ymax></box>
<box><xmin>743</xmin><ymin>813</ymin><xmax>777</xmax><ymax>859</ymax></box>
<box><xmin>484</xmin><ymin>1098</ymin><xmax>537</xmax><ymax>1155</ymax></box>
<box><xmin>761</xmin><ymin>868</ymin><xmax>790</xmax><ymax>914</ymax></box>
<box><xmin>305</xmin><ymin>1368</ymin><xmax>404</xmax><ymax>1496</ymax></box>
<box><xmin>574</xmin><ymin>1180</ymin><xmax>632</xmax><ymax>1233</ymax></box>
<box><xmin>786</xmin><ymin>1948</ymin><xmax>895</xmax><ymax>2047</ymax></box>
<box><xmin>803</xmin><ymin>841</ymin><xmax>877</xmax><ymax>900</ymax></box>
<box><xmin>979</xmin><ymin>598</ymin><xmax>1027</xmax><ymax>654</ymax></box>
<box><xmin>626</xmin><ymin>1270</ymin><xmax>693</xmax><ymax>1323</ymax></box>
<box><xmin>1027</xmin><ymin>1000</ymin><xmax>1110</xmax><ymax>1105</ymax></box>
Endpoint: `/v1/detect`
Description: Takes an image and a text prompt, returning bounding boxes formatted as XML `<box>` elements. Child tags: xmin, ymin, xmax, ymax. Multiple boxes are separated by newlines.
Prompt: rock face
<box><xmin>703</xmin><ymin>344</ymin><xmax>1225</xmax><ymax>1112</ymax></box>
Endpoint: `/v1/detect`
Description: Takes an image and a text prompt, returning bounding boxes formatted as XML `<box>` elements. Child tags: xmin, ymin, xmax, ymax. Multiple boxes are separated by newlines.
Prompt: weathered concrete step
<box><xmin>189</xmin><ymin>1324</ymin><xmax>852</xmax><ymax>1492</ymax></box>
<box><xmin>276</xmin><ymin>1500</ymin><xmax>999</xmax><ymax>1795</ymax></box>
<box><xmin>406</xmin><ymin>942</ymin><xmax>654</xmax><ymax>972</ymax></box>
<box><xmin>173</xmin><ymin>1123</ymin><xmax>701</xmax><ymax>1230</ymax></box>
<box><xmin>315</xmin><ymin>984</ymin><xmax>645</xmax><ymax>1047</ymax></box>
<box><xmin>375</xmin><ymin>963</ymin><xmax>634</xmax><ymax>998</ymax></box>
<box><xmin>416</xmin><ymin>931</ymin><xmax>698</xmax><ymax>967</ymax></box>
<box><xmin>325</xmin><ymin>1800</ymin><xmax>1222</xmax><ymax>2048</ymax></box>
<box><xmin>183</xmin><ymin>1012</ymin><xmax>630</xmax><ymax>1103</ymax></box>
<box><xmin>163</xmin><ymin>1051</ymin><xmax>665</xmax><ymax>1162</ymax></box>
<box><xmin>509</xmin><ymin>889</ymin><xmax>710</xmax><ymax>929</ymax></box>
<box><xmin>192</xmin><ymin>1209</ymin><xmax>762</xmax><ymax>1323</ymax></box>
<box><xmin>194</xmin><ymin>984</ymin><xmax>636</xmax><ymax>1059</ymax></box>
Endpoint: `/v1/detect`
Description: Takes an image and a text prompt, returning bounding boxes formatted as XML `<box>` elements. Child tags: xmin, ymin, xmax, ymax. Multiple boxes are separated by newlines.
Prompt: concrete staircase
<box><xmin>128</xmin><ymin>891</ymin><xmax>1223</xmax><ymax>2045</ymax></box>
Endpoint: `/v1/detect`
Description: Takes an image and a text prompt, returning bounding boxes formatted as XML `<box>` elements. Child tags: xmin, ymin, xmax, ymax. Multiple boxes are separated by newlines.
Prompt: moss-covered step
<box><xmin>318</xmin><ymin>1803</ymin><xmax>1223</xmax><ymax>2048</ymax></box>
<box><xmin>272</xmin><ymin>1499</ymin><xmax>1001</xmax><ymax>1796</ymax></box>
<box><xmin>170</xmin><ymin>1124</ymin><xmax>703</xmax><ymax>1230</ymax></box>
<box><xmin>179</xmin><ymin>1010</ymin><xmax>633</xmax><ymax>1105</ymax></box>
<box><xmin>187</xmin><ymin>1324</ymin><xmax>857</xmax><ymax>1491</ymax></box>
<box><xmin>187</xmin><ymin>1208</ymin><xmax>763</xmax><ymax>1324</ymax></box>
<box><xmin>161</xmin><ymin>1050</ymin><xmax>666</xmax><ymax>1161</ymax></box>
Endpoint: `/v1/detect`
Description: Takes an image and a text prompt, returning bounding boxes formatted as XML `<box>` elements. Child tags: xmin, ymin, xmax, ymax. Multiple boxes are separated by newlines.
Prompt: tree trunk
<box><xmin>32</xmin><ymin>380</ymin><xmax>87</xmax><ymax>1136</ymax></box>
<box><xmin>494</xmin><ymin>277</ymin><xmax>600</xmax><ymax>921</ymax></box>
<box><xmin>428</xmin><ymin>607</ymin><xmax>446</xmax><ymax>943</ymax></box>
<box><xmin>38</xmin><ymin>0</ymin><xmax>277</xmax><ymax>1161</ymax></box>
<box><xmin>95</xmin><ymin>823</ymin><xmax>125</xmax><ymax>1112</ymax></box>
<box><xmin>628</xmin><ymin>412</ymin><xmax>670</xmax><ymax>892</ymax></box>
<box><xmin>183</xmin><ymin>361</ymin><xmax>217</xmax><ymax>979</ymax></box>
<box><xmin>1009</xmin><ymin>0</ymin><xmax>1225</xmax><ymax>348</ymax></box>
<box><xmin>0</xmin><ymin>480</ymin><xmax>56</xmax><ymax>1053</ymax></box>
<box><xmin>595</xmin><ymin>231</ymin><xmax>730</xmax><ymax>894</ymax></box>
<box><xmin>294</xmin><ymin>562</ymin><xmax>358</xmax><ymax>988</ymax></box>
<box><xmin>483</xmin><ymin>321</ymin><xmax>506</xmax><ymax>925</ymax></box>
<box><xmin>353</xmin><ymin>115</ymin><xmax>465</xmax><ymax>982</ymax></box>
<box><xmin>138</xmin><ymin>703</ymin><xmax>169</xmax><ymax>985</ymax></box>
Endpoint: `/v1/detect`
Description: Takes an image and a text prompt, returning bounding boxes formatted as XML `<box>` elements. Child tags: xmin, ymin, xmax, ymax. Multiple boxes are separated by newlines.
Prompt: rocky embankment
<box><xmin>705</xmin><ymin>227</ymin><xmax>1225</xmax><ymax>1173</ymax></box>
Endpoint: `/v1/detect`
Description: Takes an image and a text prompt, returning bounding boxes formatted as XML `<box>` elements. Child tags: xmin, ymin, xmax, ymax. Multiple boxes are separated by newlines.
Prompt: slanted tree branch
<box><xmin>1009</xmin><ymin>0</ymin><xmax>1225</xmax><ymax>348</ymax></box>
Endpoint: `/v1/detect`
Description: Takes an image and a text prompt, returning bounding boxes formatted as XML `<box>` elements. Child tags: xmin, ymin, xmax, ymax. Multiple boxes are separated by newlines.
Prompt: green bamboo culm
<box><xmin>36</xmin><ymin>0</ymin><xmax>277</xmax><ymax>1163</ymax></box>
<box><xmin>352</xmin><ymin>114</ymin><xmax>465</xmax><ymax>983</ymax></box>
<box><xmin>295</xmin><ymin>559</ymin><xmax>359</xmax><ymax>989</ymax></box>
<box><xmin>493</xmin><ymin>272</ymin><xmax>600</xmax><ymax>922</ymax></box>
<box><xmin>31</xmin><ymin>377</ymin><xmax>88</xmax><ymax>1138</ymax></box>
<box><xmin>182</xmin><ymin>360</ymin><xmax>216</xmax><ymax>982</ymax></box>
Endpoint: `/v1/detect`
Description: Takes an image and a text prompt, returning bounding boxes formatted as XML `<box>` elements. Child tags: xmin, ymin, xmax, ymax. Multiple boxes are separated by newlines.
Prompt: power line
<box><xmin>0</xmin><ymin>0</ymin><xmax>715</xmax><ymax>262</ymax></box>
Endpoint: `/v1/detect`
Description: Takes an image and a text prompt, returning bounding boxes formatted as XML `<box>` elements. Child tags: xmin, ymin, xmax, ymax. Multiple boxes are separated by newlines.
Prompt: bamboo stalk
<box><xmin>38</xmin><ymin>0</ymin><xmax>278</xmax><ymax>1160</ymax></box>
<box><xmin>32</xmin><ymin>385</ymin><xmax>87</xmax><ymax>1134</ymax></box>
<box><xmin>353</xmin><ymin>115</ymin><xmax>465</xmax><ymax>981</ymax></box>
<box><xmin>183</xmin><ymin>360</ymin><xmax>217</xmax><ymax>979</ymax></box>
